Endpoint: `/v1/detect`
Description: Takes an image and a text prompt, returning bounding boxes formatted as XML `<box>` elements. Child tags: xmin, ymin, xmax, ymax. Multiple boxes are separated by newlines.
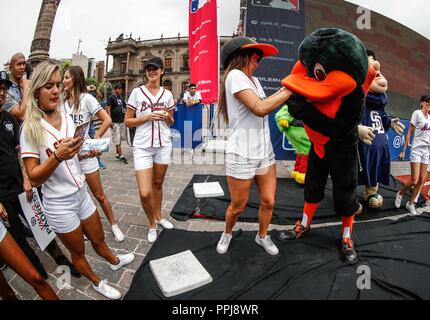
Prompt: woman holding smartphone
<box><xmin>125</xmin><ymin>57</ymin><xmax>175</xmax><ymax>243</ymax></box>
<box><xmin>21</xmin><ymin>61</ymin><xmax>134</xmax><ymax>299</ymax></box>
<box><xmin>62</xmin><ymin>66</ymin><xmax>125</xmax><ymax>242</ymax></box>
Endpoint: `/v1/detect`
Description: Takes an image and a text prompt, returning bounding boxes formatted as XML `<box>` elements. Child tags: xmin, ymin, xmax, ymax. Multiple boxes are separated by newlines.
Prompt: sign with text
<box><xmin>246</xmin><ymin>0</ymin><xmax>305</xmax><ymax>160</ymax></box>
<box><xmin>19</xmin><ymin>189</ymin><xmax>55</xmax><ymax>251</ymax></box>
<box><xmin>189</xmin><ymin>0</ymin><xmax>219</xmax><ymax>104</ymax></box>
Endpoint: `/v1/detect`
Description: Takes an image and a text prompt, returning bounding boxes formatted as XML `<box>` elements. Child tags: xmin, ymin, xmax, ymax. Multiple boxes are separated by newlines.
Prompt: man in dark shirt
<box><xmin>0</xmin><ymin>71</ymin><xmax>80</xmax><ymax>277</ymax></box>
<box><xmin>106</xmin><ymin>83</ymin><xmax>128</xmax><ymax>164</ymax></box>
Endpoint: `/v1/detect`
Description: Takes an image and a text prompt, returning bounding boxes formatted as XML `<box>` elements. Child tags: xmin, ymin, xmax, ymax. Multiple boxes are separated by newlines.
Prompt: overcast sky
<box><xmin>0</xmin><ymin>0</ymin><xmax>428</xmax><ymax>67</ymax></box>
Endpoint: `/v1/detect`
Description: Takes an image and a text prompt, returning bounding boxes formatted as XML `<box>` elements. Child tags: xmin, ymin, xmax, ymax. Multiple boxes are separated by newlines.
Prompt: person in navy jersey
<box><xmin>358</xmin><ymin>50</ymin><xmax>404</xmax><ymax>209</ymax></box>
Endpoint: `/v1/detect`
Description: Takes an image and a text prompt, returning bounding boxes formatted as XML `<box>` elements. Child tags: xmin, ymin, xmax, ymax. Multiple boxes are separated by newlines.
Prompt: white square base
<box><xmin>150</xmin><ymin>250</ymin><xmax>213</xmax><ymax>297</ymax></box>
<box><xmin>193</xmin><ymin>181</ymin><xmax>224</xmax><ymax>198</ymax></box>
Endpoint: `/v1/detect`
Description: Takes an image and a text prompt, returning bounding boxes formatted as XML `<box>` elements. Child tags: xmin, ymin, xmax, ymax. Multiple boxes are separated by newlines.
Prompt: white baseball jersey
<box><xmin>183</xmin><ymin>91</ymin><xmax>202</xmax><ymax>103</ymax></box>
<box><xmin>20</xmin><ymin>112</ymin><xmax>85</xmax><ymax>200</ymax></box>
<box><xmin>127</xmin><ymin>86</ymin><xmax>175</xmax><ymax>148</ymax></box>
<box><xmin>61</xmin><ymin>93</ymin><xmax>102</xmax><ymax>128</ymax></box>
<box><xmin>225</xmin><ymin>69</ymin><xmax>273</xmax><ymax>160</ymax></box>
<box><xmin>61</xmin><ymin>93</ymin><xmax>103</xmax><ymax>170</ymax></box>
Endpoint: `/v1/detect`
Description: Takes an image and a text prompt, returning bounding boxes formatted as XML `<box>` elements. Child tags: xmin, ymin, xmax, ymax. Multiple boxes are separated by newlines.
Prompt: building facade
<box><xmin>105</xmin><ymin>35</ymin><xmax>232</xmax><ymax>99</ymax></box>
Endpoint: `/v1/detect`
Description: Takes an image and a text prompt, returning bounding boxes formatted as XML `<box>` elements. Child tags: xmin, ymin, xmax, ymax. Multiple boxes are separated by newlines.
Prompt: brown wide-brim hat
<box><xmin>221</xmin><ymin>36</ymin><xmax>278</xmax><ymax>69</ymax></box>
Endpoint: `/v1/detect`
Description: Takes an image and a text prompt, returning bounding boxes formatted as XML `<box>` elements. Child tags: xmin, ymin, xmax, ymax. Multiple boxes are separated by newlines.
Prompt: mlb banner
<box><xmin>189</xmin><ymin>0</ymin><xmax>219</xmax><ymax>104</ymax></box>
<box><xmin>246</xmin><ymin>0</ymin><xmax>305</xmax><ymax>160</ymax></box>
<box><xmin>19</xmin><ymin>189</ymin><xmax>56</xmax><ymax>251</ymax></box>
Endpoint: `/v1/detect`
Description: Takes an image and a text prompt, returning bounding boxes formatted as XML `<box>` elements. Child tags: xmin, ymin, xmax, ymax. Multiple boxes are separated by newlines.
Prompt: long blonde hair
<box><xmin>218</xmin><ymin>50</ymin><xmax>254</xmax><ymax>123</ymax></box>
<box><xmin>22</xmin><ymin>61</ymin><xmax>60</xmax><ymax>148</ymax></box>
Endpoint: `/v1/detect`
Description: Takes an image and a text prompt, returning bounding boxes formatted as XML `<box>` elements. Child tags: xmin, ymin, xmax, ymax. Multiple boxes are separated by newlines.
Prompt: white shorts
<box><xmin>43</xmin><ymin>187</ymin><xmax>97</xmax><ymax>234</ymax></box>
<box><xmin>410</xmin><ymin>146</ymin><xmax>430</xmax><ymax>164</ymax></box>
<box><xmin>80</xmin><ymin>157</ymin><xmax>99</xmax><ymax>175</ymax></box>
<box><xmin>111</xmin><ymin>123</ymin><xmax>126</xmax><ymax>145</ymax></box>
<box><xmin>0</xmin><ymin>220</ymin><xmax>6</xmax><ymax>243</ymax></box>
<box><xmin>226</xmin><ymin>151</ymin><xmax>276</xmax><ymax>180</ymax></box>
<box><xmin>134</xmin><ymin>145</ymin><xmax>172</xmax><ymax>171</ymax></box>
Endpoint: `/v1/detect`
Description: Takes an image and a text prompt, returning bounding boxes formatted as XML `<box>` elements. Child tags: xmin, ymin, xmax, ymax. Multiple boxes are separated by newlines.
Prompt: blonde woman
<box><xmin>20</xmin><ymin>61</ymin><xmax>134</xmax><ymax>300</ymax></box>
<box><xmin>62</xmin><ymin>66</ymin><xmax>124</xmax><ymax>242</ymax></box>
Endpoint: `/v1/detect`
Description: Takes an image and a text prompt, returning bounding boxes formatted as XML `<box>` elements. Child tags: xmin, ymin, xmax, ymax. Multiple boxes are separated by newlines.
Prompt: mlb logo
<box><xmin>252</xmin><ymin>0</ymin><xmax>300</xmax><ymax>11</ymax></box>
<box><xmin>190</xmin><ymin>0</ymin><xmax>210</xmax><ymax>14</ymax></box>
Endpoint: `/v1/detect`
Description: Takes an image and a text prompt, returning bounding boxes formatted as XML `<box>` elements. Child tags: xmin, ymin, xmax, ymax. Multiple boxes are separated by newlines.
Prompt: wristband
<box><xmin>53</xmin><ymin>151</ymin><xmax>63</xmax><ymax>163</ymax></box>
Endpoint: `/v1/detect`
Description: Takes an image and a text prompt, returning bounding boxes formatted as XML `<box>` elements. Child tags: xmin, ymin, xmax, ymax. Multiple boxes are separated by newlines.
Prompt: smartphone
<box><xmin>73</xmin><ymin>121</ymin><xmax>90</xmax><ymax>141</ymax></box>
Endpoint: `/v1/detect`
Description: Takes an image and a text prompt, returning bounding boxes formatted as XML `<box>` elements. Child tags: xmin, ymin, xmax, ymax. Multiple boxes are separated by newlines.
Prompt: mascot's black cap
<box><xmin>221</xmin><ymin>36</ymin><xmax>278</xmax><ymax>70</ymax></box>
<box><xmin>299</xmin><ymin>28</ymin><xmax>368</xmax><ymax>85</ymax></box>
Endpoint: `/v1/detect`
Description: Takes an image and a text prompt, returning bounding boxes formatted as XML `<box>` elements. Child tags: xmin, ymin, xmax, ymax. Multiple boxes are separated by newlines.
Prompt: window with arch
<box><xmin>164</xmin><ymin>56</ymin><xmax>173</xmax><ymax>69</ymax></box>
<box><xmin>182</xmin><ymin>54</ymin><xmax>189</xmax><ymax>68</ymax></box>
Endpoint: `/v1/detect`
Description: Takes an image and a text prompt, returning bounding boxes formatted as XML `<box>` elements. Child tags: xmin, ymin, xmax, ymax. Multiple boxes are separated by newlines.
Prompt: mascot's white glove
<box><xmin>391</xmin><ymin>118</ymin><xmax>405</xmax><ymax>135</ymax></box>
<box><xmin>358</xmin><ymin>125</ymin><xmax>375</xmax><ymax>145</ymax></box>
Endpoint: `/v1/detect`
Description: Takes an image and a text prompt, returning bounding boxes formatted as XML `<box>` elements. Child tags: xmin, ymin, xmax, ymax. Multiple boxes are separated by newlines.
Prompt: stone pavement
<box><xmin>2</xmin><ymin>143</ymin><xmax>428</xmax><ymax>300</ymax></box>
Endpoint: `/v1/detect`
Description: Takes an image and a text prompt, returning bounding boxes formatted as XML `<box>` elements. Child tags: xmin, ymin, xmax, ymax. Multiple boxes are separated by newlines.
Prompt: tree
<box><xmin>85</xmin><ymin>77</ymin><xmax>98</xmax><ymax>87</ymax></box>
<box><xmin>59</xmin><ymin>60</ymin><xmax>71</xmax><ymax>77</ymax></box>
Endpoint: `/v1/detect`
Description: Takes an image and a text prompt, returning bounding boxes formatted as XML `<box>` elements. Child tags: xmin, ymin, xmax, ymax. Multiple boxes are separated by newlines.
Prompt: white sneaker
<box><xmin>216</xmin><ymin>232</ymin><xmax>232</xmax><ymax>254</ymax></box>
<box><xmin>110</xmin><ymin>253</ymin><xmax>135</xmax><ymax>271</ymax></box>
<box><xmin>405</xmin><ymin>202</ymin><xmax>418</xmax><ymax>215</ymax></box>
<box><xmin>148</xmin><ymin>228</ymin><xmax>157</xmax><ymax>243</ymax></box>
<box><xmin>255</xmin><ymin>234</ymin><xmax>279</xmax><ymax>256</ymax></box>
<box><xmin>111</xmin><ymin>224</ymin><xmax>125</xmax><ymax>243</ymax></box>
<box><xmin>156</xmin><ymin>218</ymin><xmax>174</xmax><ymax>230</ymax></box>
<box><xmin>92</xmin><ymin>279</ymin><xmax>121</xmax><ymax>300</ymax></box>
<box><xmin>394</xmin><ymin>192</ymin><xmax>403</xmax><ymax>209</ymax></box>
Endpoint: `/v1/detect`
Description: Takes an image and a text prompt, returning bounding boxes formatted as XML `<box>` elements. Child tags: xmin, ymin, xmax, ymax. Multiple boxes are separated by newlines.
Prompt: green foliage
<box><xmin>59</xmin><ymin>60</ymin><xmax>71</xmax><ymax>77</ymax></box>
<box><xmin>85</xmin><ymin>77</ymin><xmax>98</xmax><ymax>87</ymax></box>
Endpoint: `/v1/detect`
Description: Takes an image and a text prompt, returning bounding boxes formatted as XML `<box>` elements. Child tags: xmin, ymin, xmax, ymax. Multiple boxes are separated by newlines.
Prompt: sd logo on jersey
<box><xmin>190</xmin><ymin>0</ymin><xmax>210</xmax><ymax>14</ymax></box>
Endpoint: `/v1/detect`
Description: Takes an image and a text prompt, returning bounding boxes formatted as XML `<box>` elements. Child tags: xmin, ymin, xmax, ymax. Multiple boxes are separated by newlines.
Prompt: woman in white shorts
<box><xmin>61</xmin><ymin>66</ymin><xmax>125</xmax><ymax>242</ymax></box>
<box><xmin>20</xmin><ymin>61</ymin><xmax>134</xmax><ymax>300</ymax></box>
<box><xmin>395</xmin><ymin>95</ymin><xmax>430</xmax><ymax>215</ymax></box>
<box><xmin>216</xmin><ymin>37</ymin><xmax>292</xmax><ymax>256</ymax></box>
<box><xmin>0</xmin><ymin>220</ymin><xmax>58</xmax><ymax>300</ymax></box>
<box><xmin>125</xmin><ymin>56</ymin><xmax>175</xmax><ymax>243</ymax></box>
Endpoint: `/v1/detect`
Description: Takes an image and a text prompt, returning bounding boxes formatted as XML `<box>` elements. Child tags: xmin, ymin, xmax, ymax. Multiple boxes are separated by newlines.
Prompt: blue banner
<box><xmin>171</xmin><ymin>103</ymin><xmax>203</xmax><ymax>149</ymax></box>
<box><xmin>246</xmin><ymin>0</ymin><xmax>305</xmax><ymax>160</ymax></box>
<box><xmin>387</xmin><ymin>119</ymin><xmax>412</xmax><ymax>161</ymax></box>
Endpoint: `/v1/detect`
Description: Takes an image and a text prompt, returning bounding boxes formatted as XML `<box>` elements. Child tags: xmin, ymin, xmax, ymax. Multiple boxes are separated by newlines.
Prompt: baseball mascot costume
<box><xmin>275</xmin><ymin>28</ymin><xmax>376</xmax><ymax>264</ymax></box>
<box><xmin>275</xmin><ymin>106</ymin><xmax>311</xmax><ymax>184</ymax></box>
<box><xmin>358</xmin><ymin>50</ymin><xmax>405</xmax><ymax>209</ymax></box>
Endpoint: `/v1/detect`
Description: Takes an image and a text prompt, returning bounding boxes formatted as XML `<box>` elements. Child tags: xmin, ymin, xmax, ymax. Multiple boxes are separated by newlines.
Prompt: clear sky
<box><xmin>0</xmin><ymin>0</ymin><xmax>428</xmax><ymax>67</ymax></box>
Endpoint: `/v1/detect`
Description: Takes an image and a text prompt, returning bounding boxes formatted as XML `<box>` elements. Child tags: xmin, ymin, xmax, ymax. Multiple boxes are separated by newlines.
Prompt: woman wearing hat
<box><xmin>125</xmin><ymin>56</ymin><xmax>175</xmax><ymax>243</ymax></box>
<box><xmin>216</xmin><ymin>37</ymin><xmax>292</xmax><ymax>255</ymax></box>
<box><xmin>395</xmin><ymin>95</ymin><xmax>430</xmax><ymax>215</ymax></box>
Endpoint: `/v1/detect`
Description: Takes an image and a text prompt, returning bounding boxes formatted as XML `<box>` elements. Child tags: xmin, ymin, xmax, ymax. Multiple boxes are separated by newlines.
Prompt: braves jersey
<box><xmin>358</xmin><ymin>92</ymin><xmax>391</xmax><ymax>186</ymax></box>
<box><xmin>20</xmin><ymin>112</ymin><xmax>85</xmax><ymax>199</ymax></box>
<box><xmin>127</xmin><ymin>86</ymin><xmax>175</xmax><ymax>148</ymax></box>
<box><xmin>61</xmin><ymin>93</ymin><xmax>102</xmax><ymax>129</ymax></box>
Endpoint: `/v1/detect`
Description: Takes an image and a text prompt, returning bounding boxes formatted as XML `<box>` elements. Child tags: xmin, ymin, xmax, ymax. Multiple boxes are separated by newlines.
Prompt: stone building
<box><xmin>105</xmin><ymin>35</ymin><xmax>232</xmax><ymax>99</ymax></box>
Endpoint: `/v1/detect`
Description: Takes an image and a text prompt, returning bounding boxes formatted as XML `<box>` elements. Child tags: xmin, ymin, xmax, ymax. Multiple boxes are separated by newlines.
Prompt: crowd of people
<box><xmin>0</xmin><ymin>33</ymin><xmax>428</xmax><ymax>300</ymax></box>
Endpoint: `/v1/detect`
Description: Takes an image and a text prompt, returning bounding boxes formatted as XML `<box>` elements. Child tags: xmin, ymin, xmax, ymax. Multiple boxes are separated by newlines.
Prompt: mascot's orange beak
<box><xmin>281</xmin><ymin>61</ymin><xmax>357</xmax><ymax>103</ymax></box>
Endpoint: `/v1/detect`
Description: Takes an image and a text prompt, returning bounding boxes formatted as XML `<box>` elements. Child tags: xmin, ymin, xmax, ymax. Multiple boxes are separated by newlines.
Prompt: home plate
<box><xmin>149</xmin><ymin>250</ymin><xmax>213</xmax><ymax>297</ymax></box>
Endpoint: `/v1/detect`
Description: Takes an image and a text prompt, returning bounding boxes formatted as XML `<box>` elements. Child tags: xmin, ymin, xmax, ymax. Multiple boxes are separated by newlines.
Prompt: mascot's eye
<box><xmin>313</xmin><ymin>63</ymin><xmax>326</xmax><ymax>81</ymax></box>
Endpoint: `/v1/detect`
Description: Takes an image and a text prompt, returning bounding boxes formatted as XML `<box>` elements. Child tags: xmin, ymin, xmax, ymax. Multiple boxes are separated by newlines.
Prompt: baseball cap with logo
<box><xmin>0</xmin><ymin>71</ymin><xmax>12</xmax><ymax>88</ymax></box>
<box><xmin>144</xmin><ymin>57</ymin><xmax>164</xmax><ymax>70</ymax></box>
